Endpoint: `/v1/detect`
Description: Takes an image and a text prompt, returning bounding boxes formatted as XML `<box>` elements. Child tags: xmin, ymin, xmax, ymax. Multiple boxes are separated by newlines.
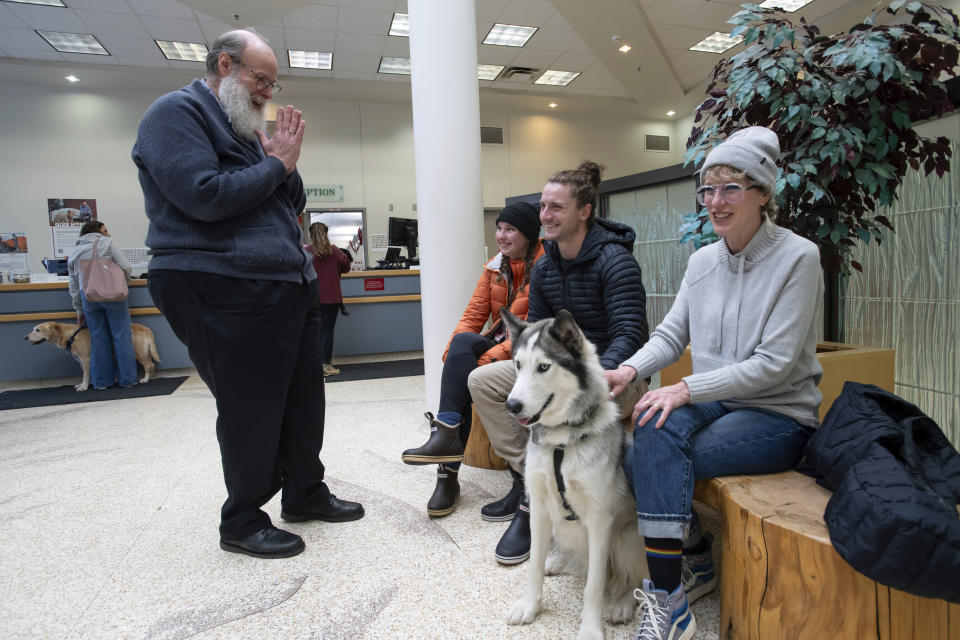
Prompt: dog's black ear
<box><xmin>501</xmin><ymin>309</ymin><xmax>528</xmax><ymax>341</ymax></box>
<box><xmin>549</xmin><ymin>309</ymin><xmax>583</xmax><ymax>353</ymax></box>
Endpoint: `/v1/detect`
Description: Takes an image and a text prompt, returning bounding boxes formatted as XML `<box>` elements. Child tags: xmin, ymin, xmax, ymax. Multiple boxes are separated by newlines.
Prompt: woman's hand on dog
<box><xmin>605</xmin><ymin>365</ymin><xmax>638</xmax><ymax>398</ymax></box>
<box><xmin>633</xmin><ymin>382</ymin><xmax>691</xmax><ymax>429</ymax></box>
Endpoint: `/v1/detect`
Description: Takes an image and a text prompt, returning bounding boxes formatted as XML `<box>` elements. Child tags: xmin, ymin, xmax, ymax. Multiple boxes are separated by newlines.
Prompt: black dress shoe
<box><xmin>281</xmin><ymin>494</ymin><xmax>365</xmax><ymax>523</ymax></box>
<box><xmin>220</xmin><ymin>526</ymin><xmax>304</xmax><ymax>559</ymax></box>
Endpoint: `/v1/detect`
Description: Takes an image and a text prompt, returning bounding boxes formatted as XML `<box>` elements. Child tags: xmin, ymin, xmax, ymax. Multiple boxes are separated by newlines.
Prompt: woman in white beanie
<box><xmin>607</xmin><ymin>126</ymin><xmax>825</xmax><ymax>640</ymax></box>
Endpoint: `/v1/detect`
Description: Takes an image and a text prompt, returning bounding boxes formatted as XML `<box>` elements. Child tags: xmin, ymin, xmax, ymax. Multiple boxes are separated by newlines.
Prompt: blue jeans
<box><xmin>623</xmin><ymin>401</ymin><xmax>812</xmax><ymax>539</ymax></box>
<box><xmin>81</xmin><ymin>293</ymin><xmax>137</xmax><ymax>388</ymax></box>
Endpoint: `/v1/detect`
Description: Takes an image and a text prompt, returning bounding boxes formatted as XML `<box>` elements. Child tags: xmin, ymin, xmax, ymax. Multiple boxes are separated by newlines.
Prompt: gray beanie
<box><xmin>700</xmin><ymin>126</ymin><xmax>780</xmax><ymax>194</ymax></box>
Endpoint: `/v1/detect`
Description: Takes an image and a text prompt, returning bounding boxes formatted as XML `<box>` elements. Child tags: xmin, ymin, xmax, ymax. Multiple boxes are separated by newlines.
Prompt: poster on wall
<box><xmin>48</xmin><ymin>198</ymin><xmax>97</xmax><ymax>257</ymax></box>
<box><xmin>0</xmin><ymin>232</ymin><xmax>29</xmax><ymax>275</ymax></box>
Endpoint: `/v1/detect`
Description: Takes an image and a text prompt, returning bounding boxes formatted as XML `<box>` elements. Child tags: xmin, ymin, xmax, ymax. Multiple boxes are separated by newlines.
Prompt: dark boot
<box><xmin>402</xmin><ymin>412</ymin><xmax>464</xmax><ymax>465</ymax></box>
<box><xmin>481</xmin><ymin>467</ymin><xmax>524</xmax><ymax>521</ymax></box>
<box><xmin>426</xmin><ymin>464</ymin><xmax>460</xmax><ymax>518</ymax></box>
<box><xmin>494</xmin><ymin>494</ymin><xmax>530</xmax><ymax>565</ymax></box>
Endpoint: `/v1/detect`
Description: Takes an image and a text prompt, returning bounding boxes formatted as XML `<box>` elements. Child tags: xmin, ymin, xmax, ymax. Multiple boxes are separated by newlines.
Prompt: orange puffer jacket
<box><xmin>443</xmin><ymin>240</ymin><xmax>546</xmax><ymax>365</ymax></box>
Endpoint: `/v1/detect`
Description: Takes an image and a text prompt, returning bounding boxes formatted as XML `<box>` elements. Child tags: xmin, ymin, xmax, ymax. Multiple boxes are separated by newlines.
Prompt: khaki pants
<box><xmin>467</xmin><ymin>360</ymin><xmax>647</xmax><ymax>474</ymax></box>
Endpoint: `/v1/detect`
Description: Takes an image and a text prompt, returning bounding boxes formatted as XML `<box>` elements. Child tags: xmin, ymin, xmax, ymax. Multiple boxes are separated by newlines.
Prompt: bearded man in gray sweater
<box><xmin>132</xmin><ymin>29</ymin><xmax>363</xmax><ymax>560</ymax></box>
<box><xmin>607</xmin><ymin>126</ymin><xmax>824</xmax><ymax>640</ymax></box>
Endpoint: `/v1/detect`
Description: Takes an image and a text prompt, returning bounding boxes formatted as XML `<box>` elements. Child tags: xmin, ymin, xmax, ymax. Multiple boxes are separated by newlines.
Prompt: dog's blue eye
<box><xmin>537</xmin><ymin>363</ymin><xmax>551</xmax><ymax>373</ymax></box>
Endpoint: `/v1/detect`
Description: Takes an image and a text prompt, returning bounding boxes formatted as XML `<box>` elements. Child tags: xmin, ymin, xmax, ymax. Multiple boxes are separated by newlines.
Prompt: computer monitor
<box><xmin>384</xmin><ymin>247</ymin><xmax>402</xmax><ymax>263</ymax></box>
<box><xmin>388</xmin><ymin>217</ymin><xmax>418</xmax><ymax>261</ymax></box>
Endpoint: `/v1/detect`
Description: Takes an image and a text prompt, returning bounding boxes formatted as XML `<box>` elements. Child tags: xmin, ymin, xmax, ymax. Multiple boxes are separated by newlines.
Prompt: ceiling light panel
<box><xmin>389</xmin><ymin>13</ymin><xmax>409</xmax><ymax>37</ymax></box>
<box><xmin>534</xmin><ymin>70</ymin><xmax>580</xmax><ymax>86</ymax></box>
<box><xmin>289</xmin><ymin>50</ymin><xmax>333</xmax><ymax>70</ymax></box>
<box><xmin>156</xmin><ymin>40</ymin><xmax>208</xmax><ymax>62</ymax></box>
<box><xmin>689</xmin><ymin>32</ymin><xmax>744</xmax><ymax>54</ymax></box>
<box><xmin>483</xmin><ymin>24</ymin><xmax>537</xmax><ymax>47</ymax></box>
<box><xmin>37</xmin><ymin>31</ymin><xmax>109</xmax><ymax>55</ymax></box>
<box><xmin>759</xmin><ymin>0</ymin><xmax>814</xmax><ymax>11</ymax></box>
<box><xmin>477</xmin><ymin>64</ymin><xmax>504</xmax><ymax>80</ymax></box>
<box><xmin>5</xmin><ymin>0</ymin><xmax>66</xmax><ymax>5</ymax></box>
<box><xmin>378</xmin><ymin>56</ymin><xmax>410</xmax><ymax>75</ymax></box>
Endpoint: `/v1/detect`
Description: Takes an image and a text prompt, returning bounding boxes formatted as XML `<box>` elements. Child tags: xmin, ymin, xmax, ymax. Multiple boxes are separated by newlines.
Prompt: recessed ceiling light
<box><xmin>477</xmin><ymin>64</ymin><xmax>504</xmax><ymax>80</ymax></box>
<box><xmin>618</xmin><ymin>44</ymin><xmax>632</xmax><ymax>53</ymax></box>
<box><xmin>36</xmin><ymin>31</ymin><xmax>109</xmax><ymax>55</ymax></box>
<box><xmin>483</xmin><ymin>23</ymin><xmax>537</xmax><ymax>47</ymax></box>
<box><xmin>289</xmin><ymin>50</ymin><xmax>333</xmax><ymax>70</ymax></box>
<box><xmin>378</xmin><ymin>56</ymin><xmax>410</xmax><ymax>75</ymax></box>
<box><xmin>5</xmin><ymin>0</ymin><xmax>66</xmax><ymax>5</ymax></box>
<box><xmin>759</xmin><ymin>0</ymin><xmax>814</xmax><ymax>11</ymax></box>
<box><xmin>534</xmin><ymin>70</ymin><xmax>580</xmax><ymax>86</ymax></box>
<box><xmin>389</xmin><ymin>12</ymin><xmax>409</xmax><ymax>37</ymax></box>
<box><xmin>548</xmin><ymin>102</ymin><xmax>558</xmax><ymax>109</ymax></box>
<box><xmin>156</xmin><ymin>40</ymin><xmax>208</xmax><ymax>62</ymax></box>
<box><xmin>666</xmin><ymin>110</ymin><xmax>676</xmax><ymax>116</ymax></box>
<box><xmin>65</xmin><ymin>75</ymin><xmax>79</xmax><ymax>83</ymax></box>
<box><xmin>689</xmin><ymin>32</ymin><xmax>744</xmax><ymax>54</ymax></box>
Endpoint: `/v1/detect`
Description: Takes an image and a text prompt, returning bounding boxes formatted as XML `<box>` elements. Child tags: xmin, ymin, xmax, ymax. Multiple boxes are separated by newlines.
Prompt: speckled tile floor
<box><xmin>0</xmin><ymin>367</ymin><xmax>721</xmax><ymax>640</ymax></box>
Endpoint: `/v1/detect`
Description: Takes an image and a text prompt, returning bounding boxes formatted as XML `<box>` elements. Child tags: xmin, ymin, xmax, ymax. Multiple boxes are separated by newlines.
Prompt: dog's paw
<box><xmin>506</xmin><ymin>597</ymin><xmax>539</xmax><ymax>625</ymax></box>
<box><xmin>545</xmin><ymin>553</ymin><xmax>566</xmax><ymax>576</ymax></box>
<box><xmin>608</xmin><ymin>597</ymin><xmax>636</xmax><ymax>624</ymax></box>
<box><xmin>575</xmin><ymin>624</ymin><xmax>605</xmax><ymax>640</ymax></box>
<box><xmin>74</xmin><ymin>383</ymin><xmax>88</xmax><ymax>392</ymax></box>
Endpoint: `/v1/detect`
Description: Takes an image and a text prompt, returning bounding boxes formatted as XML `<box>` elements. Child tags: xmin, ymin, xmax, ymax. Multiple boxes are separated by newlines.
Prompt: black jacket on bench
<box><xmin>800</xmin><ymin>382</ymin><xmax>960</xmax><ymax>603</ymax></box>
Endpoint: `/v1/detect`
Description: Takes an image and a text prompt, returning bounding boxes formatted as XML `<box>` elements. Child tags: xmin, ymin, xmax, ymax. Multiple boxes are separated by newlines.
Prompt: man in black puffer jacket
<box><xmin>468</xmin><ymin>161</ymin><xmax>649</xmax><ymax>564</ymax></box>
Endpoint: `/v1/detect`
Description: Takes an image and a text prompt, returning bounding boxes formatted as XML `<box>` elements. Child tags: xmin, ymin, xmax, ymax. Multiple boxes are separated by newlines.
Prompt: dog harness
<box><xmin>65</xmin><ymin>326</ymin><xmax>88</xmax><ymax>351</ymax></box>
<box><xmin>549</xmin><ymin>403</ymin><xmax>602</xmax><ymax>522</ymax></box>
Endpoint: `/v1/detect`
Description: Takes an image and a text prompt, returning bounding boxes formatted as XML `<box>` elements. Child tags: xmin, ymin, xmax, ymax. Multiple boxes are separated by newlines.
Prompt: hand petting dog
<box><xmin>607</xmin><ymin>365</ymin><xmax>691</xmax><ymax>428</ymax></box>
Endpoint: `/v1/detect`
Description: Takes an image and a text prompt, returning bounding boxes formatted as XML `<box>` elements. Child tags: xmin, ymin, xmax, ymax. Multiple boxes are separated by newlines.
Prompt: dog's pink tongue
<box><xmin>516</xmin><ymin>417</ymin><xmax>530</xmax><ymax>426</ymax></box>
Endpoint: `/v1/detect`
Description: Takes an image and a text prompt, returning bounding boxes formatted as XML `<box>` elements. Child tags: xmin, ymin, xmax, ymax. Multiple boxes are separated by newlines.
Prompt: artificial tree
<box><xmin>680</xmin><ymin>0</ymin><xmax>959</xmax><ymax>275</ymax></box>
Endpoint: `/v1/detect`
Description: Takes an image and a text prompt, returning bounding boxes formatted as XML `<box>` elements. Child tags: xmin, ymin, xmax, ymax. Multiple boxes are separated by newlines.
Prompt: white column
<box><xmin>408</xmin><ymin>0</ymin><xmax>485</xmax><ymax>413</ymax></box>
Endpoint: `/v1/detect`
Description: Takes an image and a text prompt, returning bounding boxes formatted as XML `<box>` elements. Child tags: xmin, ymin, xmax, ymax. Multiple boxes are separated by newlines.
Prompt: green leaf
<box><xmin>786</xmin><ymin>172</ymin><xmax>802</xmax><ymax>188</ymax></box>
<box><xmin>810</xmin><ymin>128</ymin><xmax>826</xmax><ymax>140</ymax></box>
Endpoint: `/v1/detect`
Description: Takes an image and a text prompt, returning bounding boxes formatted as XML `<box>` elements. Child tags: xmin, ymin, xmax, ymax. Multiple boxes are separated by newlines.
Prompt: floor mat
<box><xmin>324</xmin><ymin>359</ymin><xmax>424</xmax><ymax>382</ymax></box>
<box><xmin>0</xmin><ymin>376</ymin><xmax>189</xmax><ymax>411</ymax></box>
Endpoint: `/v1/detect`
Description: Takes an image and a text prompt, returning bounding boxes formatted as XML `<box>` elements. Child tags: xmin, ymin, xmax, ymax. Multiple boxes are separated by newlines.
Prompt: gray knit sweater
<box><xmin>132</xmin><ymin>79</ymin><xmax>312</xmax><ymax>283</ymax></box>
<box><xmin>623</xmin><ymin>223</ymin><xmax>824</xmax><ymax>427</ymax></box>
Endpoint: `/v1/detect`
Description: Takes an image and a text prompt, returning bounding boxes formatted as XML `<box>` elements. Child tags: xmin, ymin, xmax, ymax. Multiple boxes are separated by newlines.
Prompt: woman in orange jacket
<box><xmin>402</xmin><ymin>201</ymin><xmax>545</xmax><ymax>517</ymax></box>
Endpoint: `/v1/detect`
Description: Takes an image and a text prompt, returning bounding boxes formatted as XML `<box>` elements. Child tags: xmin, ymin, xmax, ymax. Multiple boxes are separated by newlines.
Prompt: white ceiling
<box><xmin>0</xmin><ymin>0</ymin><xmax>893</xmax><ymax>119</ymax></box>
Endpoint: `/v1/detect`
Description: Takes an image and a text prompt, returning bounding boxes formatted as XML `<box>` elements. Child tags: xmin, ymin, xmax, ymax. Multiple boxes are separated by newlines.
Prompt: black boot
<box><xmin>426</xmin><ymin>464</ymin><xmax>460</xmax><ymax>518</ymax></box>
<box><xmin>481</xmin><ymin>467</ymin><xmax>524</xmax><ymax>521</ymax></box>
<box><xmin>402</xmin><ymin>412</ymin><xmax>464</xmax><ymax>465</ymax></box>
<box><xmin>494</xmin><ymin>494</ymin><xmax>530</xmax><ymax>565</ymax></box>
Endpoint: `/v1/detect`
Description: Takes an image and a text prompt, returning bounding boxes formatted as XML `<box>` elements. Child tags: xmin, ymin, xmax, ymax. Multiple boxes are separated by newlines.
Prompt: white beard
<box><xmin>218</xmin><ymin>72</ymin><xmax>266</xmax><ymax>141</ymax></box>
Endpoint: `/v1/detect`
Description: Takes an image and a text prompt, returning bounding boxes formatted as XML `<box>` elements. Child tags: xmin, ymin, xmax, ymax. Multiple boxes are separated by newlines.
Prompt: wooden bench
<box><xmin>662</xmin><ymin>344</ymin><xmax>960</xmax><ymax>639</ymax></box>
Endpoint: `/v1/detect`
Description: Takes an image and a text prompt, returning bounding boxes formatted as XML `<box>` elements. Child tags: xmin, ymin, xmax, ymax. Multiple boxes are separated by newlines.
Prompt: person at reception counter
<box><xmin>401</xmin><ymin>201</ymin><xmax>545</xmax><ymax>518</ymax></box>
<box><xmin>305</xmin><ymin>221</ymin><xmax>350</xmax><ymax>377</ymax></box>
<box><xmin>132</xmin><ymin>28</ymin><xmax>363</xmax><ymax>560</ymax></box>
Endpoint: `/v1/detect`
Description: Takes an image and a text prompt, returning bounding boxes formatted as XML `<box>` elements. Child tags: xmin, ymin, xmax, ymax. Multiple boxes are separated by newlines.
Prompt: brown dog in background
<box><xmin>24</xmin><ymin>321</ymin><xmax>160</xmax><ymax>391</ymax></box>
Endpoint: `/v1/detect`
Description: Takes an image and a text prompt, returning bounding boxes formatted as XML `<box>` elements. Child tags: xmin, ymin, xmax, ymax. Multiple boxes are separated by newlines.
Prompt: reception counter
<box><xmin>0</xmin><ymin>270</ymin><xmax>422</xmax><ymax>382</ymax></box>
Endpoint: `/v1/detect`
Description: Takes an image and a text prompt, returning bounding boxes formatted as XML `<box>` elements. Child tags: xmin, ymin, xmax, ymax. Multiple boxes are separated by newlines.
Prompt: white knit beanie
<box><xmin>700</xmin><ymin>126</ymin><xmax>780</xmax><ymax>193</ymax></box>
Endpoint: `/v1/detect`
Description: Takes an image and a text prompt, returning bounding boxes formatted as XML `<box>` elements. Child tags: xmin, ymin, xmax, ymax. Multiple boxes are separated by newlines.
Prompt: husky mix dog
<box><xmin>501</xmin><ymin>309</ymin><xmax>647</xmax><ymax>640</ymax></box>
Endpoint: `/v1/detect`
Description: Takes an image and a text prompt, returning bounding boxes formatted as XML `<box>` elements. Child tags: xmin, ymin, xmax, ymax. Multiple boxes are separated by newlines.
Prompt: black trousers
<box><xmin>148</xmin><ymin>270</ymin><xmax>329</xmax><ymax>539</ymax></box>
<box><xmin>317</xmin><ymin>303</ymin><xmax>339</xmax><ymax>364</ymax></box>
<box><xmin>439</xmin><ymin>332</ymin><xmax>496</xmax><ymax>444</ymax></box>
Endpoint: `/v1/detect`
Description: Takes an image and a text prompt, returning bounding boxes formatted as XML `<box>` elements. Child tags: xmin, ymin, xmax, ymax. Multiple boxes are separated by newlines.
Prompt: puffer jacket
<box><xmin>527</xmin><ymin>218</ymin><xmax>648</xmax><ymax>369</ymax></box>
<box><xmin>443</xmin><ymin>240</ymin><xmax>546</xmax><ymax>365</ymax></box>
<box><xmin>800</xmin><ymin>382</ymin><xmax>960</xmax><ymax>603</ymax></box>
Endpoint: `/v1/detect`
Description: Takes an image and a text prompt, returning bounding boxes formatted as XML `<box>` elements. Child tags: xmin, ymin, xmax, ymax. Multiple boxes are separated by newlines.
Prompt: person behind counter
<box><xmin>401</xmin><ymin>202</ymin><xmax>545</xmax><ymax>517</ymax></box>
<box><xmin>67</xmin><ymin>221</ymin><xmax>137</xmax><ymax>389</ymax></box>
<box><xmin>305</xmin><ymin>222</ymin><xmax>350</xmax><ymax>377</ymax></box>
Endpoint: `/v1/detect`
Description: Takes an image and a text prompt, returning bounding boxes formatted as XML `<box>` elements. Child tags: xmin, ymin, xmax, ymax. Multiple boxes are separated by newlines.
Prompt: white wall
<box><xmin>0</xmin><ymin>79</ymin><xmax>683</xmax><ymax>273</ymax></box>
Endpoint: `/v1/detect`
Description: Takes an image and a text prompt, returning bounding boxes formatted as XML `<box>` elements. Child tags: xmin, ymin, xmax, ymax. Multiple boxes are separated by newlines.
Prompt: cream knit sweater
<box><xmin>623</xmin><ymin>223</ymin><xmax>824</xmax><ymax>427</ymax></box>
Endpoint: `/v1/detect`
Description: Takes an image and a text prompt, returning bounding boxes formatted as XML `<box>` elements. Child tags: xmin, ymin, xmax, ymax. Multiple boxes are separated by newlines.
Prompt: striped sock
<box><xmin>645</xmin><ymin>537</ymin><xmax>683</xmax><ymax>593</ymax></box>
